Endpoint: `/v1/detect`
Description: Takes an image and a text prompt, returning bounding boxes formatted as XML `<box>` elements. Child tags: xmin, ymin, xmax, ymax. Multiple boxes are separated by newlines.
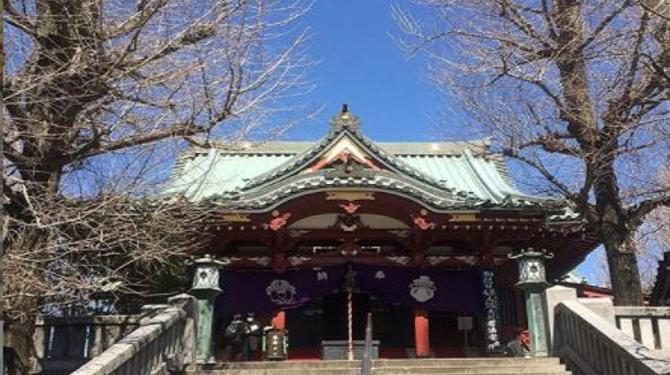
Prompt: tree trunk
<box><xmin>602</xmin><ymin>234</ymin><xmax>644</xmax><ymax>306</ymax></box>
<box><xmin>553</xmin><ymin>0</ymin><xmax>644</xmax><ymax>305</ymax></box>
<box><xmin>595</xmin><ymin>173</ymin><xmax>644</xmax><ymax>305</ymax></box>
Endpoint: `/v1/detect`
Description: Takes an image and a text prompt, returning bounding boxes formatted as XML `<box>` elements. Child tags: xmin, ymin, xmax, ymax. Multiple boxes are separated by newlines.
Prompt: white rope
<box><xmin>347</xmin><ymin>291</ymin><xmax>354</xmax><ymax>361</ymax></box>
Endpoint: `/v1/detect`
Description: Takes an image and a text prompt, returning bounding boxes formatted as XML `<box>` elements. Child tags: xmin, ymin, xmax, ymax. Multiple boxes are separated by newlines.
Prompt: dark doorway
<box><xmin>371</xmin><ymin>299</ymin><xmax>414</xmax><ymax>357</ymax></box>
<box><xmin>429</xmin><ymin>312</ymin><xmax>480</xmax><ymax>356</ymax></box>
<box><xmin>322</xmin><ymin>293</ymin><xmax>370</xmax><ymax>340</ymax></box>
<box><xmin>286</xmin><ymin>301</ymin><xmax>323</xmax><ymax>358</ymax></box>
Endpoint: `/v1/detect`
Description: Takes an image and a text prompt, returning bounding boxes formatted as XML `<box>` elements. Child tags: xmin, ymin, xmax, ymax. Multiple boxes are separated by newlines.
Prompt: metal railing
<box><xmin>554</xmin><ymin>300</ymin><xmax>670</xmax><ymax>375</ymax></box>
<box><xmin>69</xmin><ymin>294</ymin><xmax>197</xmax><ymax>375</ymax></box>
<box><xmin>360</xmin><ymin>312</ymin><xmax>373</xmax><ymax>375</ymax></box>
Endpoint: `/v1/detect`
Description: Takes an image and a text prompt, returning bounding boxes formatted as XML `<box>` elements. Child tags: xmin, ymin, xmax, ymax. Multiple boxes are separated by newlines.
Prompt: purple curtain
<box><xmin>353</xmin><ymin>264</ymin><xmax>482</xmax><ymax>314</ymax></box>
<box><xmin>218</xmin><ymin>266</ymin><xmax>347</xmax><ymax>314</ymax></box>
<box><xmin>217</xmin><ymin>265</ymin><xmax>482</xmax><ymax>314</ymax></box>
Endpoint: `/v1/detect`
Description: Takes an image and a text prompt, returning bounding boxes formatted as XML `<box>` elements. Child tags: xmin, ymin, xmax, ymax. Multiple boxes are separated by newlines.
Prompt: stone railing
<box><xmin>32</xmin><ymin>314</ymin><xmax>141</xmax><ymax>374</ymax></box>
<box><xmin>69</xmin><ymin>294</ymin><xmax>197</xmax><ymax>375</ymax></box>
<box><xmin>615</xmin><ymin>307</ymin><xmax>670</xmax><ymax>351</ymax></box>
<box><xmin>554</xmin><ymin>300</ymin><xmax>670</xmax><ymax>375</ymax></box>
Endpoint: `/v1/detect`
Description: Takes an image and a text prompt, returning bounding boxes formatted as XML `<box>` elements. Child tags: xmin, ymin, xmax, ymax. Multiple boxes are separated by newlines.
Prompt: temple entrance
<box><xmin>215</xmin><ymin>293</ymin><xmax>482</xmax><ymax>361</ymax></box>
<box><xmin>370</xmin><ymin>301</ymin><xmax>415</xmax><ymax>357</ymax></box>
<box><xmin>286</xmin><ymin>293</ymin><xmax>373</xmax><ymax>359</ymax></box>
<box><xmin>322</xmin><ymin>293</ymin><xmax>370</xmax><ymax>341</ymax></box>
<box><xmin>284</xmin><ymin>295</ymin><xmax>477</xmax><ymax>359</ymax></box>
<box><xmin>214</xmin><ymin>264</ymin><xmax>488</xmax><ymax>360</ymax></box>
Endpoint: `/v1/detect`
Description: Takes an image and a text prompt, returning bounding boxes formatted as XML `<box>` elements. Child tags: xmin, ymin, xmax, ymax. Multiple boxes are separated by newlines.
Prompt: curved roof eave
<box><xmin>202</xmin><ymin>171</ymin><xmax>567</xmax><ymax>215</ymax></box>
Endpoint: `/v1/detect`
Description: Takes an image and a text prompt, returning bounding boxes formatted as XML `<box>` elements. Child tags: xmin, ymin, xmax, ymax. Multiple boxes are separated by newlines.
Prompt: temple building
<box><xmin>163</xmin><ymin>106</ymin><xmax>597</xmax><ymax>360</ymax></box>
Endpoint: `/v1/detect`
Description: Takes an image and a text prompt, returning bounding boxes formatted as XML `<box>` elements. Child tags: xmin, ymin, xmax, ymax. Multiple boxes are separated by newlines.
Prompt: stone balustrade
<box><xmin>69</xmin><ymin>294</ymin><xmax>197</xmax><ymax>375</ymax></box>
<box><xmin>615</xmin><ymin>307</ymin><xmax>670</xmax><ymax>351</ymax></box>
<box><xmin>554</xmin><ymin>299</ymin><xmax>670</xmax><ymax>375</ymax></box>
<box><xmin>32</xmin><ymin>314</ymin><xmax>141</xmax><ymax>374</ymax></box>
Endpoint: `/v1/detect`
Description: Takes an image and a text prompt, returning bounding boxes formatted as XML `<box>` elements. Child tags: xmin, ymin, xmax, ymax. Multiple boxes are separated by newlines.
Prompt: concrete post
<box><xmin>169</xmin><ymin>294</ymin><xmax>199</xmax><ymax>365</ymax></box>
<box><xmin>543</xmin><ymin>285</ymin><xmax>578</xmax><ymax>353</ymax></box>
<box><xmin>509</xmin><ymin>248</ymin><xmax>553</xmax><ymax>357</ymax></box>
<box><xmin>189</xmin><ymin>255</ymin><xmax>228</xmax><ymax>364</ymax></box>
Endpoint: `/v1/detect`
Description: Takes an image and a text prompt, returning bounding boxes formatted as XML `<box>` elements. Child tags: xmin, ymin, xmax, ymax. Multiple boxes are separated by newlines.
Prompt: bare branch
<box><xmin>628</xmin><ymin>192</ymin><xmax>670</xmax><ymax>224</ymax></box>
<box><xmin>397</xmin><ymin>0</ymin><xmax>670</xmax><ymax>305</ymax></box>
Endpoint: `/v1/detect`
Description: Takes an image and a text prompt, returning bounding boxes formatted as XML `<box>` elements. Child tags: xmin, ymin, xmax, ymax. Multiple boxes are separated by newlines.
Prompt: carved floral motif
<box><xmin>412</xmin><ymin>215</ymin><xmax>436</xmax><ymax>230</ymax></box>
<box><xmin>266</xmin><ymin>212</ymin><xmax>291</xmax><ymax>231</ymax></box>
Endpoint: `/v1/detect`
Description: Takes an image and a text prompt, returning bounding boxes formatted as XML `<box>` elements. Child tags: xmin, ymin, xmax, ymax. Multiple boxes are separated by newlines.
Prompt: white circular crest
<box><xmin>409</xmin><ymin>275</ymin><xmax>437</xmax><ymax>302</ymax></box>
<box><xmin>266</xmin><ymin>279</ymin><xmax>297</xmax><ymax>305</ymax></box>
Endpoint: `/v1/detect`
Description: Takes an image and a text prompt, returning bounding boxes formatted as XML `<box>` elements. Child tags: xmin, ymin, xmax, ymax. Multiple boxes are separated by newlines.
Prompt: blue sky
<box><xmin>290</xmin><ymin>0</ymin><xmax>469</xmax><ymax>141</ymax></box>
<box><xmin>3</xmin><ymin>0</ymin><xmax>602</xmax><ymax>282</ymax></box>
<box><xmin>290</xmin><ymin>0</ymin><xmax>602</xmax><ymax>282</ymax></box>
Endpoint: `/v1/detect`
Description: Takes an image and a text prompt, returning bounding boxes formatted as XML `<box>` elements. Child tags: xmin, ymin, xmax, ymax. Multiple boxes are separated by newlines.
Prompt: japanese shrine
<box><xmin>163</xmin><ymin>106</ymin><xmax>598</xmax><ymax>362</ymax></box>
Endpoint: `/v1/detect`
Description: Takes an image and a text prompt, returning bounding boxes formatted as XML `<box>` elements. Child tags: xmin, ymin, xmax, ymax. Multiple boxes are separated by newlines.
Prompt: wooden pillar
<box><xmin>414</xmin><ymin>309</ymin><xmax>430</xmax><ymax>357</ymax></box>
<box><xmin>272</xmin><ymin>310</ymin><xmax>286</xmax><ymax>330</ymax></box>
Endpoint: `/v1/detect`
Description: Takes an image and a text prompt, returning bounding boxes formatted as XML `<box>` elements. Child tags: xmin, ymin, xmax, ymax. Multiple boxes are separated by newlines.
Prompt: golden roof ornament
<box><xmin>330</xmin><ymin>104</ymin><xmax>361</xmax><ymax>132</ymax></box>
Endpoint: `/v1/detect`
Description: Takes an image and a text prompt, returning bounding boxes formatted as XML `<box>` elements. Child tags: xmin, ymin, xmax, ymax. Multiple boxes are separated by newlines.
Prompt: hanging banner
<box><xmin>217</xmin><ymin>266</ymin><xmax>347</xmax><ymax>314</ymax></box>
<box><xmin>217</xmin><ymin>264</ymin><xmax>482</xmax><ymax>314</ymax></box>
<box><xmin>352</xmin><ymin>264</ymin><xmax>482</xmax><ymax>314</ymax></box>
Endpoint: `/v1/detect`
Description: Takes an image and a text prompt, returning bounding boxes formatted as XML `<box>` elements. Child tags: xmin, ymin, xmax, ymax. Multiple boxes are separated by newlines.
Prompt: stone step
<box><xmin>187</xmin><ymin>358</ymin><xmax>570</xmax><ymax>375</ymax></box>
<box><xmin>195</xmin><ymin>357</ymin><xmax>561</xmax><ymax>370</ymax></box>
<box><xmin>373</xmin><ymin>369</ymin><xmax>569</xmax><ymax>375</ymax></box>
<box><xmin>376</xmin><ymin>373</ymin><xmax>570</xmax><ymax>375</ymax></box>
<box><xmin>374</xmin><ymin>358</ymin><xmax>561</xmax><ymax>368</ymax></box>
<box><xmin>191</xmin><ymin>371</ymin><xmax>570</xmax><ymax>375</ymax></box>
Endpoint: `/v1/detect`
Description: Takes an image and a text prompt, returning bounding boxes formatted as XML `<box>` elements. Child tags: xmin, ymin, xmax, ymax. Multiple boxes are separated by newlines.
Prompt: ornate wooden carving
<box><xmin>266</xmin><ymin>212</ymin><xmax>291</xmax><ymax>231</ymax></box>
<box><xmin>221</xmin><ymin>213</ymin><xmax>251</xmax><ymax>222</ymax></box>
<box><xmin>450</xmin><ymin>213</ymin><xmax>477</xmax><ymax>222</ymax></box>
<box><xmin>339</xmin><ymin>201</ymin><xmax>361</xmax><ymax>214</ymax></box>
<box><xmin>412</xmin><ymin>215</ymin><xmax>436</xmax><ymax>230</ymax></box>
<box><xmin>333</xmin><ymin>214</ymin><xmax>366</xmax><ymax>232</ymax></box>
<box><xmin>326</xmin><ymin>191</ymin><xmax>375</xmax><ymax>201</ymax></box>
<box><xmin>338</xmin><ymin>240</ymin><xmax>360</xmax><ymax>256</ymax></box>
<box><xmin>311</xmin><ymin>149</ymin><xmax>380</xmax><ymax>174</ymax></box>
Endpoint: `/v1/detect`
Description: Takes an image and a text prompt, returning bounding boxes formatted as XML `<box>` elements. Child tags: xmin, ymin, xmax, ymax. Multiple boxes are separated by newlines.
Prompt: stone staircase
<box><xmin>187</xmin><ymin>357</ymin><xmax>571</xmax><ymax>375</ymax></box>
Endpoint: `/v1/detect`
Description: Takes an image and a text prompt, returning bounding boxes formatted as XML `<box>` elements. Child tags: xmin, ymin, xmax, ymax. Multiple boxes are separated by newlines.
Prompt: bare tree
<box><xmin>394</xmin><ymin>0</ymin><xmax>670</xmax><ymax>305</ymax></box>
<box><xmin>3</xmin><ymin>0</ymin><xmax>311</xmax><ymax>371</ymax></box>
<box><xmin>638</xmin><ymin>169</ymin><xmax>670</xmax><ymax>291</ymax></box>
<box><xmin>649</xmin><ymin>208</ymin><xmax>670</xmax><ymax>256</ymax></box>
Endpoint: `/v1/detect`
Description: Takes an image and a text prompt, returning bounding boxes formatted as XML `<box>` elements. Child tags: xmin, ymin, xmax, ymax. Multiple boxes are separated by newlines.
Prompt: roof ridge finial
<box><xmin>330</xmin><ymin>103</ymin><xmax>360</xmax><ymax>132</ymax></box>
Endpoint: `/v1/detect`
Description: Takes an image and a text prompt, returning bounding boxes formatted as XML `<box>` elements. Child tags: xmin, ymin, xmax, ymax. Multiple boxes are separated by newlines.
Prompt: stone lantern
<box><xmin>508</xmin><ymin>248</ymin><xmax>554</xmax><ymax>357</ymax></box>
<box><xmin>189</xmin><ymin>255</ymin><xmax>229</xmax><ymax>363</ymax></box>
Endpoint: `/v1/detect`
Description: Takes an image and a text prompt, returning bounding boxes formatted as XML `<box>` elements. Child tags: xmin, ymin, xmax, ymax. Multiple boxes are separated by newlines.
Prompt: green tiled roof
<box><xmin>165</xmin><ymin>142</ymin><xmax>523</xmax><ymax>202</ymax></box>
<box><xmin>163</xmin><ymin>110</ymin><xmax>578</xmax><ymax>220</ymax></box>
